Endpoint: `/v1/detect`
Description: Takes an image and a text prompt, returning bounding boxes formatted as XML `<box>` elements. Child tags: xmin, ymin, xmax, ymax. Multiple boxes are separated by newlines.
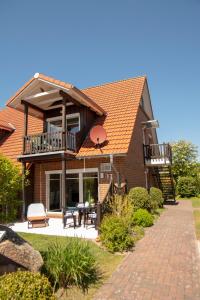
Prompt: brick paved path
<box><xmin>94</xmin><ymin>201</ymin><xmax>200</xmax><ymax>300</ymax></box>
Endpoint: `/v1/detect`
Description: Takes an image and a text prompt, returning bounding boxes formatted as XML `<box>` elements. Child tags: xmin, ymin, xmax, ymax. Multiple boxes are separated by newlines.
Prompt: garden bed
<box><xmin>19</xmin><ymin>233</ymin><xmax>124</xmax><ymax>300</ymax></box>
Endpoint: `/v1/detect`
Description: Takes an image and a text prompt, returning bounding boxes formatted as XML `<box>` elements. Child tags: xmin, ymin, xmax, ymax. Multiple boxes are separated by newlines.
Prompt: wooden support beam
<box><xmin>61</xmin><ymin>154</ymin><xmax>66</xmax><ymax>214</ymax></box>
<box><xmin>62</xmin><ymin>98</ymin><xmax>67</xmax><ymax>149</ymax></box>
<box><xmin>59</xmin><ymin>90</ymin><xmax>82</xmax><ymax>107</ymax></box>
<box><xmin>21</xmin><ymin>100</ymin><xmax>44</xmax><ymax>114</ymax></box>
<box><xmin>23</xmin><ymin>101</ymin><xmax>28</xmax><ymax>153</ymax></box>
<box><xmin>23</xmin><ymin>101</ymin><xmax>28</xmax><ymax>136</ymax></box>
<box><xmin>21</xmin><ymin>162</ymin><xmax>26</xmax><ymax>221</ymax></box>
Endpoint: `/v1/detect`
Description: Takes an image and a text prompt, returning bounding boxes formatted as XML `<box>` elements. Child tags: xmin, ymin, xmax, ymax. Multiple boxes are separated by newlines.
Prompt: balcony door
<box><xmin>47</xmin><ymin>113</ymin><xmax>80</xmax><ymax>134</ymax></box>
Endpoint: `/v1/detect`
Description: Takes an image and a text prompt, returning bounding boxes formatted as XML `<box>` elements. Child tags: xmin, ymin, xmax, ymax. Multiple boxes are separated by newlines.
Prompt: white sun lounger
<box><xmin>27</xmin><ymin>203</ymin><xmax>49</xmax><ymax>228</ymax></box>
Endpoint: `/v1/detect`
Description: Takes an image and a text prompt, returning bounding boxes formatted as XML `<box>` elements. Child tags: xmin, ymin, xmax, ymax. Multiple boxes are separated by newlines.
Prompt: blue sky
<box><xmin>0</xmin><ymin>0</ymin><xmax>199</xmax><ymax>156</ymax></box>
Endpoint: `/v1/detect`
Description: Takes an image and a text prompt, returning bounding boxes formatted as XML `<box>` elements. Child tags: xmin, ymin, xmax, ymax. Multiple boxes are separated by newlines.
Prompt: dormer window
<box><xmin>47</xmin><ymin>113</ymin><xmax>80</xmax><ymax>134</ymax></box>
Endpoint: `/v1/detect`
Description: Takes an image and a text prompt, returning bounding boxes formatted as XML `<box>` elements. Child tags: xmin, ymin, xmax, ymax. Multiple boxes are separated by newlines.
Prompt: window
<box><xmin>47</xmin><ymin>113</ymin><xmax>80</xmax><ymax>134</ymax></box>
<box><xmin>48</xmin><ymin>119</ymin><xmax>62</xmax><ymax>133</ymax></box>
<box><xmin>49</xmin><ymin>174</ymin><xmax>61</xmax><ymax>211</ymax></box>
<box><xmin>67</xmin><ymin>116</ymin><xmax>80</xmax><ymax>134</ymax></box>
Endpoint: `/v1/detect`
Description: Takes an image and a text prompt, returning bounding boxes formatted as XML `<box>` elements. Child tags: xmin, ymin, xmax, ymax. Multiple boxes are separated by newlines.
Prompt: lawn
<box><xmin>193</xmin><ymin>210</ymin><xmax>200</xmax><ymax>240</ymax></box>
<box><xmin>179</xmin><ymin>197</ymin><xmax>200</xmax><ymax>239</ymax></box>
<box><xmin>179</xmin><ymin>197</ymin><xmax>200</xmax><ymax>208</ymax></box>
<box><xmin>19</xmin><ymin>233</ymin><xmax>124</xmax><ymax>300</ymax></box>
<box><xmin>191</xmin><ymin>197</ymin><xmax>200</xmax><ymax>208</ymax></box>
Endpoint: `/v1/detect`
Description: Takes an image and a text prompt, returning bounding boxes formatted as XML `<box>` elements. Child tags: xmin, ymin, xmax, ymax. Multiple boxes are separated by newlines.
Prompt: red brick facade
<box><xmin>0</xmin><ymin>74</ymin><xmax>159</xmax><ymax>212</ymax></box>
<box><xmin>31</xmin><ymin>106</ymin><xmax>157</xmax><ymax>210</ymax></box>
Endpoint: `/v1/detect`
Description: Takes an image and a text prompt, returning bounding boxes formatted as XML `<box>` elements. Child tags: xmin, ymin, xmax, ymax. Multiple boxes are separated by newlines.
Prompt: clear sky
<box><xmin>0</xmin><ymin>0</ymin><xmax>199</xmax><ymax>156</ymax></box>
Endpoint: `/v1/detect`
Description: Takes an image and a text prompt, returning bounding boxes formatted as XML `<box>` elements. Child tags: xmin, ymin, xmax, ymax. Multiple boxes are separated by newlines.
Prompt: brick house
<box><xmin>0</xmin><ymin>73</ymin><xmax>174</xmax><ymax>218</ymax></box>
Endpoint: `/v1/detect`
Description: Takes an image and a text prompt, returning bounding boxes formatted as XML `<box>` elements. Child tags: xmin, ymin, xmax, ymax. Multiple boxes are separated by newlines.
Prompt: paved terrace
<box><xmin>95</xmin><ymin>201</ymin><xmax>200</xmax><ymax>300</ymax></box>
<box><xmin>10</xmin><ymin>218</ymin><xmax>98</xmax><ymax>239</ymax></box>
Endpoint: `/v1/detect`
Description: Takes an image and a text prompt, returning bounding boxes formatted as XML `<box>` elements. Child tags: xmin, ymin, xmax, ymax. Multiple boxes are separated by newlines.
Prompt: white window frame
<box><xmin>45</xmin><ymin>168</ymin><xmax>99</xmax><ymax>211</ymax></box>
<box><xmin>46</xmin><ymin>113</ymin><xmax>81</xmax><ymax>132</ymax></box>
<box><xmin>47</xmin><ymin>173</ymin><xmax>62</xmax><ymax>211</ymax></box>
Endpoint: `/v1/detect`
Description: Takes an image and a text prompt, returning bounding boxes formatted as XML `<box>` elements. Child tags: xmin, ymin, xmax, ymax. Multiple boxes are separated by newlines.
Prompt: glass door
<box><xmin>49</xmin><ymin>174</ymin><xmax>61</xmax><ymax>211</ymax></box>
<box><xmin>48</xmin><ymin>170</ymin><xmax>98</xmax><ymax>211</ymax></box>
<box><xmin>83</xmin><ymin>172</ymin><xmax>98</xmax><ymax>204</ymax></box>
<box><xmin>66</xmin><ymin>173</ymin><xmax>79</xmax><ymax>207</ymax></box>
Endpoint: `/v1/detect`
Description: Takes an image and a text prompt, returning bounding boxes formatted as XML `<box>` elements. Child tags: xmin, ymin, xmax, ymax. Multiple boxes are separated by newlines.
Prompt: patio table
<box><xmin>76</xmin><ymin>204</ymin><xmax>97</xmax><ymax>227</ymax></box>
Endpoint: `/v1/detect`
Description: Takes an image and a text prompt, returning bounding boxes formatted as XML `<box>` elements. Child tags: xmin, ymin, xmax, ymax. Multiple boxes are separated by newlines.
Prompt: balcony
<box><xmin>23</xmin><ymin>131</ymin><xmax>76</xmax><ymax>155</ymax></box>
<box><xmin>143</xmin><ymin>143</ymin><xmax>172</xmax><ymax>166</ymax></box>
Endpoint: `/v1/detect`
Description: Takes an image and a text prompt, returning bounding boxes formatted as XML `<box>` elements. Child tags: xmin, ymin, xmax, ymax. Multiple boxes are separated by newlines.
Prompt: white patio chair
<box><xmin>27</xmin><ymin>203</ymin><xmax>49</xmax><ymax>228</ymax></box>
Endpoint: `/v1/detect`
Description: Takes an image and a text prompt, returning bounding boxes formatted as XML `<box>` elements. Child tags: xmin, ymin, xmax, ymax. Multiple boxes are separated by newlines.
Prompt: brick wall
<box><xmin>112</xmin><ymin>107</ymin><xmax>157</xmax><ymax>192</ymax></box>
<box><xmin>33</xmin><ymin>157</ymin><xmax>112</xmax><ymax>208</ymax></box>
<box><xmin>32</xmin><ymin>107</ymin><xmax>157</xmax><ymax>209</ymax></box>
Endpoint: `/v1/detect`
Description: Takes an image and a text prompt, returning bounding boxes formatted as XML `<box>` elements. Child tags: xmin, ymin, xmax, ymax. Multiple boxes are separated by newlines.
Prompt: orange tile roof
<box><xmin>0</xmin><ymin>107</ymin><xmax>43</xmax><ymax>164</ymax></box>
<box><xmin>6</xmin><ymin>73</ymin><xmax>106</xmax><ymax>116</ymax></box>
<box><xmin>0</xmin><ymin>120</ymin><xmax>15</xmax><ymax>132</ymax></box>
<box><xmin>0</xmin><ymin>75</ymin><xmax>146</xmax><ymax>163</ymax></box>
<box><xmin>77</xmin><ymin>76</ymin><xmax>146</xmax><ymax>157</ymax></box>
<box><xmin>5</xmin><ymin>74</ymin><xmax>72</xmax><ymax>106</ymax></box>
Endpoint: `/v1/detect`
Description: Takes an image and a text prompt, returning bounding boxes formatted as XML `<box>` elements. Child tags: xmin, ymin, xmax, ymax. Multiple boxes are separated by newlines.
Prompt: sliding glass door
<box><xmin>83</xmin><ymin>173</ymin><xmax>98</xmax><ymax>203</ymax></box>
<box><xmin>66</xmin><ymin>173</ymin><xmax>79</xmax><ymax>207</ymax></box>
<box><xmin>47</xmin><ymin>170</ymin><xmax>98</xmax><ymax>211</ymax></box>
<box><xmin>49</xmin><ymin>174</ymin><xmax>61</xmax><ymax>211</ymax></box>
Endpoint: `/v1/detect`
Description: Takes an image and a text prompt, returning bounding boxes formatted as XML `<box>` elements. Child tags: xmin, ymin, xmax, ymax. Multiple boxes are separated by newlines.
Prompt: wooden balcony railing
<box><xmin>23</xmin><ymin>131</ymin><xmax>76</xmax><ymax>155</ymax></box>
<box><xmin>143</xmin><ymin>143</ymin><xmax>172</xmax><ymax>166</ymax></box>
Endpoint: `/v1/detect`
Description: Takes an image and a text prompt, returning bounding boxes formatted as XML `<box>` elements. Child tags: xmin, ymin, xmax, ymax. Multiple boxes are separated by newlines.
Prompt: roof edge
<box><xmin>6</xmin><ymin>73</ymin><xmax>106</xmax><ymax>116</ymax></box>
<box><xmin>82</xmin><ymin>75</ymin><xmax>147</xmax><ymax>91</ymax></box>
<box><xmin>6</xmin><ymin>77</ymin><xmax>35</xmax><ymax>106</ymax></box>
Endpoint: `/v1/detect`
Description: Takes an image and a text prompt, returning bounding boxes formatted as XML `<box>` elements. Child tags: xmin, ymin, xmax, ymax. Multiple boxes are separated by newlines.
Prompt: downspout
<box><xmin>142</xmin><ymin>126</ymin><xmax>148</xmax><ymax>190</ymax></box>
<box><xmin>109</xmin><ymin>154</ymin><xmax>121</xmax><ymax>188</ymax></box>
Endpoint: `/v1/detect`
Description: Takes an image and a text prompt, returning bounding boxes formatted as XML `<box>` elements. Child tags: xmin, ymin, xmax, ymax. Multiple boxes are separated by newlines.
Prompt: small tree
<box><xmin>176</xmin><ymin>176</ymin><xmax>198</xmax><ymax>198</ymax></box>
<box><xmin>171</xmin><ymin>140</ymin><xmax>198</xmax><ymax>183</ymax></box>
<box><xmin>108</xmin><ymin>194</ymin><xmax>133</xmax><ymax>220</ymax></box>
<box><xmin>0</xmin><ymin>154</ymin><xmax>23</xmax><ymax>223</ymax></box>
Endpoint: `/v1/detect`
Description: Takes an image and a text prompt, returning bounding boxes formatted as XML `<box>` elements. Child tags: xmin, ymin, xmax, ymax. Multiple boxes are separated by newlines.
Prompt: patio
<box><xmin>10</xmin><ymin>218</ymin><xmax>98</xmax><ymax>240</ymax></box>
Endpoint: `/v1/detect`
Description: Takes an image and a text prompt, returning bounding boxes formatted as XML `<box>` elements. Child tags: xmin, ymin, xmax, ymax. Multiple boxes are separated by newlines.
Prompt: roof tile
<box><xmin>1</xmin><ymin>75</ymin><xmax>146</xmax><ymax>162</ymax></box>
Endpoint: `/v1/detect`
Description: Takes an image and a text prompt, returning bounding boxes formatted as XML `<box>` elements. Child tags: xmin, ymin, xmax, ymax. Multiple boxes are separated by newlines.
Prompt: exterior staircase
<box><xmin>154</xmin><ymin>165</ymin><xmax>175</xmax><ymax>201</ymax></box>
<box><xmin>144</xmin><ymin>143</ymin><xmax>175</xmax><ymax>202</ymax></box>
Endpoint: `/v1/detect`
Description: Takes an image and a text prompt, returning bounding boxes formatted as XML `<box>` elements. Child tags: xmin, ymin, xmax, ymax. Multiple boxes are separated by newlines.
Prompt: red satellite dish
<box><xmin>90</xmin><ymin>125</ymin><xmax>107</xmax><ymax>145</ymax></box>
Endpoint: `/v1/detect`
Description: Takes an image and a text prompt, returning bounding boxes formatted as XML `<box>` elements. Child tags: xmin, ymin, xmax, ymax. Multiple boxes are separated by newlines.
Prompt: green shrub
<box><xmin>132</xmin><ymin>209</ymin><xmax>154</xmax><ymax>227</ymax></box>
<box><xmin>150</xmin><ymin>187</ymin><xmax>164</xmax><ymax>210</ymax></box>
<box><xmin>0</xmin><ymin>154</ymin><xmax>26</xmax><ymax>223</ymax></box>
<box><xmin>0</xmin><ymin>270</ymin><xmax>55</xmax><ymax>300</ymax></box>
<box><xmin>100</xmin><ymin>215</ymin><xmax>134</xmax><ymax>252</ymax></box>
<box><xmin>176</xmin><ymin>176</ymin><xmax>198</xmax><ymax>198</ymax></box>
<box><xmin>128</xmin><ymin>187</ymin><xmax>151</xmax><ymax>211</ymax></box>
<box><xmin>132</xmin><ymin>225</ymin><xmax>145</xmax><ymax>242</ymax></box>
<box><xmin>43</xmin><ymin>238</ymin><xmax>98</xmax><ymax>291</ymax></box>
<box><xmin>108</xmin><ymin>194</ymin><xmax>133</xmax><ymax>219</ymax></box>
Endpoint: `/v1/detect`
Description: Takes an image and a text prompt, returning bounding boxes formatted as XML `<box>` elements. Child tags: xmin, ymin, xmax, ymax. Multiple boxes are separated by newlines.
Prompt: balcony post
<box><xmin>62</xmin><ymin>97</ymin><xmax>67</xmax><ymax>149</ymax></box>
<box><xmin>22</xmin><ymin>101</ymin><xmax>28</xmax><ymax>154</ymax></box>
<box><xmin>61</xmin><ymin>154</ymin><xmax>66</xmax><ymax>214</ymax></box>
<box><xmin>21</xmin><ymin>161</ymin><xmax>26</xmax><ymax>221</ymax></box>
